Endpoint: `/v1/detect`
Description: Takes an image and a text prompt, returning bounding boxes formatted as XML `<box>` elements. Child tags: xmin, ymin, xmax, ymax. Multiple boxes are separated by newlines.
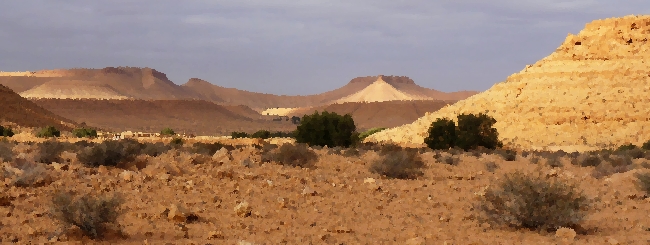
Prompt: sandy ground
<box><xmin>0</xmin><ymin>137</ymin><xmax>650</xmax><ymax>245</ymax></box>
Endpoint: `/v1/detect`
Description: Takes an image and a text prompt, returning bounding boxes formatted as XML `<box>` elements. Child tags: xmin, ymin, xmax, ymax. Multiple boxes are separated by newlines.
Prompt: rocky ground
<box><xmin>1</xmin><ymin>137</ymin><xmax>650</xmax><ymax>244</ymax></box>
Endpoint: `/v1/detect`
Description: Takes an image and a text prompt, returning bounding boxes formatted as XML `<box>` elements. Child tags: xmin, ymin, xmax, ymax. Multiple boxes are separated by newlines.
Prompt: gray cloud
<box><xmin>0</xmin><ymin>1</ymin><xmax>647</xmax><ymax>95</ymax></box>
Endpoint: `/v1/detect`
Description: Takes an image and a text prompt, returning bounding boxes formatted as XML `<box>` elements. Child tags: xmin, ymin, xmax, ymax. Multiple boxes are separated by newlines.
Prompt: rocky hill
<box><xmin>0</xmin><ymin>69</ymin><xmax>478</xmax><ymax>110</ymax></box>
<box><xmin>0</xmin><ymin>67</ymin><xmax>198</xmax><ymax>100</ymax></box>
<box><xmin>366</xmin><ymin>15</ymin><xmax>650</xmax><ymax>151</ymax></box>
<box><xmin>0</xmin><ymin>84</ymin><xmax>77</xmax><ymax>130</ymax></box>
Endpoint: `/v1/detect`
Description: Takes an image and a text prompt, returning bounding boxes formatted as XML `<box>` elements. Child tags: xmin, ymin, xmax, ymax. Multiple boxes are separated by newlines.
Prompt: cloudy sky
<box><xmin>0</xmin><ymin>1</ymin><xmax>646</xmax><ymax>95</ymax></box>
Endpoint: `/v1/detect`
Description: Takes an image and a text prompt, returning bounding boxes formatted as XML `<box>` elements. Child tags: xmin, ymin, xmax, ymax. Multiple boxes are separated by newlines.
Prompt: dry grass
<box><xmin>50</xmin><ymin>191</ymin><xmax>124</xmax><ymax>240</ymax></box>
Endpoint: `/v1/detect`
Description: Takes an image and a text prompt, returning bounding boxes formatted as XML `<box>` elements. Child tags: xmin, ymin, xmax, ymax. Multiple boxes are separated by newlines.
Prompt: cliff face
<box><xmin>366</xmin><ymin>15</ymin><xmax>650</xmax><ymax>151</ymax></box>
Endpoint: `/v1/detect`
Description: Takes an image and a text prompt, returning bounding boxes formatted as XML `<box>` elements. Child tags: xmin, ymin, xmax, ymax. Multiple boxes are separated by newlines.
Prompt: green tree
<box><xmin>72</xmin><ymin>128</ymin><xmax>97</xmax><ymax>138</ymax></box>
<box><xmin>455</xmin><ymin>113</ymin><xmax>502</xmax><ymax>150</ymax></box>
<box><xmin>160</xmin><ymin>128</ymin><xmax>175</xmax><ymax>136</ymax></box>
<box><xmin>295</xmin><ymin>111</ymin><xmax>356</xmax><ymax>148</ymax></box>
<box><xmin>424</xmin><ymin>113</ymin><xmax>502</xmax><ymax>151</ymax></box>
<box><xmin>36</xmin><ymin>126</ymin><xmax>61</xmax><ymax>138</ymax></box>
<box><xmin>251</xmin><ymin>130</ymin><xmax>271</xmax><ymax>139</ymax></box>
<box><xmin>424</xmin><ymin>118</ymin><xmax>457</xmax><ymax>150</ymax></box>
<box><xmin>0</xmin><ymin>125</ymin><xmax>14</xmax><ymax>137</ymax></box>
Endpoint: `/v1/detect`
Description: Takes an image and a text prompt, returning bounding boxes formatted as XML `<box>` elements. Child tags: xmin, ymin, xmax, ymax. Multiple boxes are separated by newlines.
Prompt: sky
<box><xmin>0</xmin><ymin>1</ymin><xmax>647</xmax><ymax>95</ymax></box>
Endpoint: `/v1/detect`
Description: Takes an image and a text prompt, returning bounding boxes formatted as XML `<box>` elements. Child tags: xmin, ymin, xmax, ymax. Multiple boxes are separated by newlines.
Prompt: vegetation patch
<box><xmin>424</xmin><ymin>113</ymin><xmax>503</xmax><ymax>151</ymax></box>
<box><xmin>0</xmin><ymin>125</ymin><xmax>14</xmax><ymax>137</ymax></box>
<box><xmin>72</xmin><ymin>128</ymin><xmax>98</xmax><ymax>138</ymax></box>
<box><xmin>476</xmin><ymin>171</ymin><xmax>589</xmax><ymax>232</ymax></box>
<box><xmin>50</xmin><ymin>191</ymin><xmax>124</xmax><ymax>240</ymax></box>
<box><xmin>36</xmin><ymin>126</ymin><xmax>61</xmax><ymax>138</ymax></box>
<box><xmin>358</xmin><ymin>127</ymin><xmax>387</xmax><ymax>141</ymax></box>
<box><xmin>370</xmin><ymin>149</ymin><xmax>425</xmax><ymax>179</ymax></box>
<box><xmin>294</xmin><ymin>111</ymin><xmax>356</xmax><ymax>148</ymax></box>
<box><xmin>262</xmin><ymin>143</ymin><xmax>318</xmax><ymax>168</ymax></box>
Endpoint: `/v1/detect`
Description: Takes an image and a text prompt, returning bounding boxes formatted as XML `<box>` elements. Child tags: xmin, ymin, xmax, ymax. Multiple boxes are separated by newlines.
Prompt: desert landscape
<box><xmin>2</xmin><ymin>12</ymin><xmax>650</xmax><ymax>245</ymax></box>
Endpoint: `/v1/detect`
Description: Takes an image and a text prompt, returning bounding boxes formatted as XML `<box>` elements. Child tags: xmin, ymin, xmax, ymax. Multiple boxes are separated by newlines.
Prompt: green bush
<box><xmin>642</xmin><ymin>140</ymin><xmax>650</xmax><ymax>151</ymax></box>
<box><xmin>50</xmin><ymin>191</ymin><xmax>124</xmax><ymax>240</ymax></box>
<box><xmin>294</xmin><ymin>111</ymin><xmax>356</xmax><ymax>148</ymax></box>
<box><xmin>424</xmin><ymin>113</ymin><xmax>502</xmax><ymax>151</ymax></box>
<box><xmin>160</xmin><ymin>127</ymin><xmax>175</xmax><ymax>136</ymax></box>
<box><xmin>370</xmin><ymin>149</ymin><xmax>425</xmax><ymax>179</ymax></box>
<box><xmin>424</xmin><ymin>118</ymin><xmax>457</xmax><ymax>150</ymax></box>
<box><xmin>455</xmin><ymin>113</ymin><xmax>502</xmax><ymax>151</ymax></box>
<box><xmin>0</xmin><ymin>125</ymin><xmax>14</xmax><ymax>137</ymax></box>
<box><xmin>359</xmin><ymin>127</ymin><xmax>387</xmax><ymax>141</ymax></box>
<box><xmin>36</xmin><ymin>126</ymin><xmax>61</xmax><ymax>138</ymax></box>
<box><xmin>617</xmin><ymin>143</ymin><xmax>637</xmax><ymax>152</ymax></box>
<box><xmin>262</xmin><ymin>143</ymin><xmax>318</xmax><ymax>168</ymax></box>
<box><xmin>231</xmin><ymin>131</ymin><xmax>249</xmax><ymax>139</ymax></box>
<box><xmin>72</xmin><ymin>128</ymin><xmax>97</xmax><ymax>138</ymax></box>
<box><xmin>251</xmin><ymin>130</ymin><xmax>271</xmax><ymax>139</ymax></box>
<box><xmin>477</xmin><ymin>171</ymin><xmax>589</xmax><ymax>232</ymax></box>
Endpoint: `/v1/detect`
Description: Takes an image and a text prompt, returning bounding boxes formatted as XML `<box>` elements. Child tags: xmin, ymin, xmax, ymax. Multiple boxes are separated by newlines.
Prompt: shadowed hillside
<box><xmin>0</xmin><ymin>84</ymin><xmax>77</xmax><ymax>130</ymax></box>
<box><xmin>31</xmin><ymin>98</ymin><xmax>298</xmax><ymax>135</ymax></box>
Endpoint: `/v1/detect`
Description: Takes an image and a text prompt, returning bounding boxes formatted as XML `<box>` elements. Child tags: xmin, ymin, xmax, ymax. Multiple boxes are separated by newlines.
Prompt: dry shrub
<box><xmin>530</xmin><ymin>156</ymin><xmax>540</xmax><ymax>164</ymax></box>
<box><xmin>7</xmin><ymin>159</ymin><xmax>52</xmax><ymax>187</ymax></box>
<box><xmin>370</xmin><ymin>150</ymin><xmax>425</xmax><ymax>179</ymax></box>
<box><xmin>546</xmin><ymin>157</ymin><xmax>563</xmax><ymax>168</ymax></box>
<box><xmin>140</xmin><ymin>142</ymin><xmax>171</xmax><ymax>157</ymax></box>
<box><xmin>77</xmin><ymin>140</ymin><xmax>141</xmax><ymax>167</ymax></box>
<box><xmin>437</xmin><ymin>155</ymin><xmax>459</xmax><ymax>166</ymax></box>
<box><xmin>485</xmin><ymin>161</ymin><xmax>498</xmax><ymax>172</ymax></box>
<box><xmin>34</xmin><ymin>140</ymin><xmax>67</xmax><ymax>164</ymax></box>
<box><xmin>634</xmin><ymin>172</ymin><xmax>650</xmax><ymax>196</ymax></box>
<box><xmin>342</xmin><ymin>148</ymin><xmax>361</xmax><ymax>157</ymax></box>
<box><xmin>591</xmin><ymin>155</ymin><xmax>634</xmax><ymax>179</ymax></box>
<box><xmin>571</xmin><ymin>154</ymin><xmax>602</xmax><ymax>167</ymax></box>
<box><xmin>477</xmin><ymin>171</ymin><xmax>589</xmax><ymax>232</ymax></box>
<box><xmin>50</xmin><ymin>191</ymin><xmax>124</xmax><ymax>240</ymax></box>
<box><xmin>0</xmin><ymin>140</ymin><xmax>13</xmax><ymax>162</ymax></box>
<box><xmin>495</xmin><ymin>149</ymin><xmax>516</xmax><ymax>161</ymax></box>
<box><xmin>262</xmin><ymin>143</ymin><xmax>318</xmax><ymax>168</ymax></box>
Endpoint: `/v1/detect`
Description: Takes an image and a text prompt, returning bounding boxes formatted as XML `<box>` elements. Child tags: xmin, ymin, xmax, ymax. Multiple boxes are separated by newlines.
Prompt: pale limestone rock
<box><xmin>555</xmin><ymin>227</ymin><xmax>577</xmax><ymax>242</ymax></box>
<box><xmin>234</xmin><ymin>201</ymin><xmax>252</xmax><ymax>217</ymax></box>
<box><xmin>212</xmin><ymin>147</ymin><xmax>231</xmax><ymax>164</ymax></box>
<box><xmin>366</xmin><ymin>15</ymin><xmax>650</xmax><ymax>151</ymax></box>
<box><xmin>405</xmin><ymin>237</ymin><xmax>425</xmax><ymax>245</ymax></box>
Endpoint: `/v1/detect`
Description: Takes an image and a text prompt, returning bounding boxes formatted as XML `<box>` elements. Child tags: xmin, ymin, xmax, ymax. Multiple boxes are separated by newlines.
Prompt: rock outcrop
<box><xmin>366</xmin><ymin>15</ymin><xmax>650</xmax><ymax>151</ymax></box>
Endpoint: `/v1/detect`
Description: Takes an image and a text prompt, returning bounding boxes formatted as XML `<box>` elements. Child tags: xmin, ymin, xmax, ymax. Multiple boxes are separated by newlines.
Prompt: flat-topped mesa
<box><xmin>365</xmin><ymin>15</ymin><xmax>650</xmax><ymax>151</ymax></box>
<box><xmin>0</xmin><ymin>70</ymin><xmax>69</xmax><ymax>77</ymax></box>
<box><xmin>348</xmin><ymin>75</ymin><xmax>416</xmax><ymax>86</ymax></box>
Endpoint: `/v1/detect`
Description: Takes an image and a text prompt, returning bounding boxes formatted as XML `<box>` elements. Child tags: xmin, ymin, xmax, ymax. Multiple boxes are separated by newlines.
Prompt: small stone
<box><xmin>405</xmin><ymin>237</ymin><xmax>425</xmax><ymax>245</ymax></box>
<box><xmin>555</xmin><ymin>227</ymin><xmax>576</xmax><ymax>242</ymax></box>
<box><xmin>607</xmin><ymin>237</ymin><xmax>620</xmax><ymax>245</ymax></box>
<box><xmin>238</xmin><ymin>240</ymin><xmax>256</xmax><ymax>245</ymax></box>
<box><xmin>234</xmin><ymin>201</ymin><xmax>252</xmax><ymax>217</ymax></box>
<box><xmin>120</xmin><ymin>170</ymin><xmax>135</xmax><ymax>181</ymax></box>
<box><xmin>51</xmin><ymin>163</ymin><xmax>68</xmax><ymax>171</ymax></box>
<box><xmin>168</xmin><ymin>204</ymin><xmax>189</xmax><ymax>222</ymax></box>
<box><xmin>241</xmin><ymin>158</ymin><xmax>253</xmax><ymax>168</ymax></box>
<box><xmin>207</xmin><ymin>231</ymin><xmax>224</xmax><ymax>239</ymax></box>
<box><xmin>158</xmin><ymin>173</ymin><xmax>171</xmax><ymax>181</ymax></box>
<box><xmin>302</xmin><ymin>187</ymin><xmax>317</xmax><ymax>196</ymax></box>
<box><xmin>364</xmin><ymin>178</ymin><xmax>376</xmax><ymax>184</ymax></box>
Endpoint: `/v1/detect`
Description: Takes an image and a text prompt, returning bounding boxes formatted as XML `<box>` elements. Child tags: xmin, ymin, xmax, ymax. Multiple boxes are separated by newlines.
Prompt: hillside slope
<box><xmin>31</xmin><ymin>99</ymin><xmax>297</xmax><ymax>135</ymax></box>
<box><xmin>0</xmin><ymin>84</ymin><xmax>77</xmax><ymax>130</ymax></box>
<box><xmin>366</xmin><ymin>15</ymin><xmax>650</xmax><ymax>151</ymax></box>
